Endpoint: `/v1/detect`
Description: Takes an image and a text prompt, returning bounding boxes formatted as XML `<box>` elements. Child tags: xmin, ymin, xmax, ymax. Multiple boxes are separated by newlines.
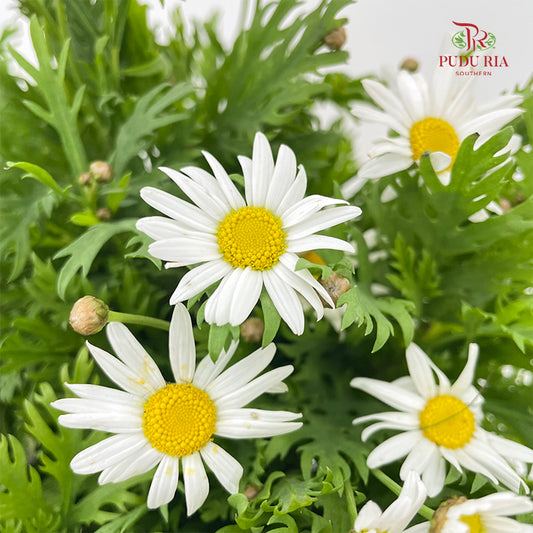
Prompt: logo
<box><xmin>439</xmin><ymin>21</ymin><xmax>508</xmax><ymax>76</ymax></box>
<box><xmin>451</xmin><ymin>22</ymin><xmax>496</xmax><ymax>52</ymax></box>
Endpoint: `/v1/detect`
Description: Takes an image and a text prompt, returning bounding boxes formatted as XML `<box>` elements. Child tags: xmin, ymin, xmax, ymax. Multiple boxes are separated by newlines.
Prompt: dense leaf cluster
<box><xmin>1</xmin><ymin>1</ymin><xmax>532</xmax><ymax>532</ymax></box>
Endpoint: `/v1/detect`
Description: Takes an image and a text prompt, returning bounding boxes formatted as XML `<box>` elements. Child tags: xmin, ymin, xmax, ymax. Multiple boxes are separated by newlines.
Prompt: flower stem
<box><xmin>107</xmin><ymin>311</ymin><xmax>170</xmax><ymax>331</ymax></box>
<box><xmin>345</xmin><ymin>479</ymin><xmax>358</xmax><ymax>524</ymax></box>
<box><xmin>372</xmin><ymin>469</ymin><xmax>434</xmax><ymax>521</ymax></box>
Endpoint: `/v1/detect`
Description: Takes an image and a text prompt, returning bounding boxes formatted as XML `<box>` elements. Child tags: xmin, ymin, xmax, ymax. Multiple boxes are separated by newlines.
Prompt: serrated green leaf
<box><xmin>260</xmin><ymin>290</ymin><xmax>281</xmax><ymax>346</ymax></box>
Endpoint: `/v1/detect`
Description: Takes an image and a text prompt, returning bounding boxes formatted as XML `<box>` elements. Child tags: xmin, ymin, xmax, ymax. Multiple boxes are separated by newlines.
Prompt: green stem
<box><xmin>107</xmin><ymin>311</ymin><xmax>170</xmax><ymax>331</ymax></box>
<box><xmin>345</xmin><ymin>479</ymin><xmax>358</xmax><ymax>524</ymax></box>
<box><xmin>372</xmin><ymin>469</ymin><xmax>434</xmax><ymax>521</ymax></box>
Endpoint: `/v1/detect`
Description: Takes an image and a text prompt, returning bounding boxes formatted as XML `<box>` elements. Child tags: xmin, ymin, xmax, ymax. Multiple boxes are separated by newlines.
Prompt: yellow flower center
<box><xmin>410</xmin><ymin>117</ymin><xmax>460</xmax><ymax>166</ymax></box>
<box><xmin>143</xmin><ymin>383</ymin><xmax>217</xmax><ymax>457</ymax></box>
<box><xmin>460</xmin><ymin>513</ymin><xmax>486</xmax><ymax>533</ymax></box>
<box><xmin>217</xmin><ymin>206</ymin><xmax>286</xmax><ymax>270</ymax></box>
<box><xmin>419</xmin><ymin>394</ymin><xmax>475</xmax><ymax>449</ymax></box>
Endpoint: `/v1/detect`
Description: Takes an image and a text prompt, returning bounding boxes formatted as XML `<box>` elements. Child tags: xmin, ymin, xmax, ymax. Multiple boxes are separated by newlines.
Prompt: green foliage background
<box><xmin>0</xmin><ymin>1</ymin><xmax>532</xmax><ymax>532</ymax></box>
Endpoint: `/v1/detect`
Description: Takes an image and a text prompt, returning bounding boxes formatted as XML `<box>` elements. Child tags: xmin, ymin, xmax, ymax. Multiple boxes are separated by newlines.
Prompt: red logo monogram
<box><xmin>452</xmin><ymin>22</ymin><xmax>495</xmax><ymax>52</ymax></box>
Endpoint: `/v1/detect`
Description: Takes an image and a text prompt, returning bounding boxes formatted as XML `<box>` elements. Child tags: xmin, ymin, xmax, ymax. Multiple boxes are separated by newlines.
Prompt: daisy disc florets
<box><xmin>52</xmin><ymin>303</ymin><xmax>302</xmax><ymax>515</ymax></box>
<box><xmin>136</xmin><ymin>132</ymin><xmax>361</xmax><ymax>335</ymax></box>
<box><xmin>350</xmin><ymin>343</ymin><xmax>533</xmax><ymax>497</ymax></box>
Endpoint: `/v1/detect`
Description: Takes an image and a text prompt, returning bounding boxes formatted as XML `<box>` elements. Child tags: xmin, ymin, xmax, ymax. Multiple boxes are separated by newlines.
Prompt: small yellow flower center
<box><xmin>410</xmin><ymin>117</ymin><xmax>460</xmax><ymax>166</ymax></box>
<box><xmin>460</xmin><ymin>513</ymin><xmax>486</xmax><ymax>533</ymax></box>
<box><xmin>217</xmin><ymin>206</ymin><xmax>286</xmax><ymax>270</ymax></box>
<box><xmin>419</xmin><ymin>394</ymin><xmax>475</xmax><ymax>449</ymax></box>
<box><xmin>143</xmin><ymin>383</ymin><xmax>216</xmax><ymax>457</ymax></box>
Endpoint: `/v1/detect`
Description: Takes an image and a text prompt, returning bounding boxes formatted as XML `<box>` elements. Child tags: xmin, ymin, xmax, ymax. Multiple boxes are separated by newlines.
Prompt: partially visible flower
<box><xmin>412</xmin><ymin>492</ymin><xmax>533</xmax><ymax>533</ymax></box>
<box><xmin>137</xmin><ymin>132</ymin><xmax>361</xmax><ymax>335</ymax></box>
<box><xmin>69</xmin><ymin>296</ymin><xmax>109</xmax><ymax>335</ymax></box>
<box><xmin>352</xmin><ymin>471</ymin><xmax>427</xmax><ymax>533</ymax></box>
<box><xmin>89</xmin><ymin>160</ymin><xmax>114</xmax><ymax>183</ymax></box>
<box><xmin>240</xmin><ymin>317</ymin><xmax>264</xmax><ymax>343</ymax></box>
<box><xmin>324</xmin><ymin>26</ymin><xmax>346</xmax><ymax>49</ymax></box>
<box><xmin>53</xmin><ymin>304</ymin><xmax>301</xmax><ymax>515</ymax></box>
<box><xmin>350</xmin><ymin>68</ymin><xmax>523</xmax><ymax>185</ymax></box>
<box><xmin>351</xmin><ymin>343</ymin><xmax>533</xmax><ymax>497</ymax></box>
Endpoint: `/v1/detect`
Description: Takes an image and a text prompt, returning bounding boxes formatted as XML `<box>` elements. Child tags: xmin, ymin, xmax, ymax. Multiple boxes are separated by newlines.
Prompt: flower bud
<box><xmin>89</xmin><ymin>161</ymin><xmax>114</xmax><ymax>183</ymax></box>
<box><xmin>319</xmin><ymin>271</ymin><xmax>351</xmax><ymax>306</ymax></box>
<box><xmin>240</xmin><ymin>317</ymin><xmax>264</xmax><ymax>343</ymax></box>
<box><xmin>69</xmin><ymin>296</ymin><xmax>109</xmax><ymax>336</ymax></box>
<box><xmin>78</xmin><ymin>172</ymin><xmax>91</xmax><ymax>186</ymax></box>
<box><xmin>96</xmin><ymin>207</ymin><xmax>112</xmax><ymax>221</ymax></box>
<box><xmin>401</xmin><ymin>57</ymin><xmax>419</xmax><ymax>72</ymax></box>
<box><xmin>324</xmin><ymin>27</ymin><xmax>346</xmax><ymax>49</ymax></box>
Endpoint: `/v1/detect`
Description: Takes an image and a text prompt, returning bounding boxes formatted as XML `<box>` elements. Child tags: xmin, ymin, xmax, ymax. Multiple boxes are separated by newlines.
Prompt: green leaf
<box><xmin>53</xmin><ymin>218</ymin><xmax>136</xmax><ymax>298</ymax></box>
<box><xmin>208</xmin><ymin>323</ymin><xmax>240</xmax><ymax>360</ymax></box>
<box><xmin>260</xmin><ymin>290</ymin><xmax>281</xmax><ymax>346</ymax></box>
<box><xmin>338</xmin><ymin>287</ymin><xmax>414</xmax><ymax>351</ymax></box>
<box><xmin>0</xmin><ymin>435</ymin><xmax>58</xmax><ymax>531</ymax></box>
<box><xmin>7</xmin><ymin>161</ymin><xmax>69</xmax><ymax>196</ymax></box>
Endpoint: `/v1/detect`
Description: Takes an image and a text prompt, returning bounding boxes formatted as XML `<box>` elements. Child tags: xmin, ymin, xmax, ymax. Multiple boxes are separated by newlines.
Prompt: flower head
<box><xmin>413</xmin><ymin>492</ymin><xmax>533</xmax><ymax>533</ymax></box>
<box><xmin>53</xmin><ymin>304</ymin><xmax>302</xmax><ymax>515</ymax></box>
<box><xmin>136</xmin><ymin>132</ymin><xmax>361</xmax><ymax>335</ymax></box>
<box><xmin>353</xmin><ymin>471</ymin><xmax>427</xmax><ymax>533</ymax></box>
<box><xmin>351</xmin><ymin>343</ymin><xmax>533</xmax><ymax>497</ymax></box>
<box><xmin>351</xmin><ymin>68</ymin><xmax>522</xmax><ymax>185</ymax></box>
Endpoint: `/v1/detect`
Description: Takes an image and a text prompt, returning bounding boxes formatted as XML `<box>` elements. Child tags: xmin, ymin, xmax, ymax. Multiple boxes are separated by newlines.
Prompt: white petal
<box><xmin>215</xmin><ymin>417</ymin><xmax>302</xmax><ymax>439</ymax></box>
<box><xmin>106</xmin><ymin>322</ymin><xmax>166</xmax><ymax>392</ymax></box>
<box><xmin>354</xmin><ymin>501</ymin><xmax>383</xmax><ymax>530</ymax></box>
<box><xmin>350</xmin><ymin>377</ymin><xmax>425</xmax><ymax>412</ymax></box>
<box><xmin>396</xmin><ymin>70</ymin><xmax>428</xmax><ymax>122</ymax></box>
<box><xmin>351</xmin><ymin>102</ymin><xmax>409</xmax><ymax>136</ymax></box>
<box><xmin>160</xmin><ymin>166</ymin><xmax>229</xmax><ymax>219</ymax></box>
<box><xmin>281</xmin><ymin>195</ymin><xmax>348</xmax><ymax>227</ymax></box>
<box><xmin>193</xmin><ymin>341</ymin><xmax>239</xmax><ymax>389</ymax></box>
<box><xmin>406</xmin><ymin>343</ymin><xmax>437</xmax><ymax>399</ymax></box>
<box><xmin>202</xmin><ymin>151</ymin><xmax>246</xmax><ymax>210</ymax></box>
<box><xmin>200</xmin><ymin>442</ymin><xmax>243</xmax><ymax>494</ymax></box>
<box><xmin>362</xmin><ymin>78</ymin><xmax>412</xmax><ymax>128</ymax></box>
<box><xmin>215</xmin><ymin>365</ymin><xmax>294</xmax><ymax>410</ymax></box>
<box><xmin>57</xmin><ymin>410</ymin><xmax>141</xmax><ymax>432</ymax></box>
<box><xmin>169</xmin><ymin>303</ymin><xmax>197</xmax><ymax>383</ymax></box>
<box><xmin>428</xmin><ymin>151</ymin><xmax>452</xmax><ymax>172</ymax></box>
<box><xmin>265</xmin><ymin>144</ymin><xmax>297</xmax><ymax>211</ymax></box>
<box><xmin>366</xmin><ymin>431</ymin><xmax>421</xmax><ymax>468</ymax></box>
<box><xmin>358</xmin><ymin>153</ymin><xmax>413</xmax><ymax>179</ymax></box>
<box><xmin>147</xmin><ymin>455</ymin><xmax>180</xmax><ymax>508</ymax></box>
<box><xmin>399</xmin><ymin>437</ymin><xmax>439</xmax><ymax>479</ymax></box>
<box><xmin>250</xmin><ymin>132</ymin><xmax>274</xmax><ymax>206</ymax></box>
<box><xmin>136</xmin><ymin>216</ymin><xmax>187</xmax><ymax>240</ymax></box>
<box><xmin>169</xmin><ymin>260</ymin><xmax>232</xmax><ymax>304</ymax></box>
<box><xmin>263</xmin><ymin>268</ymin><xmax>305</xmax><ymax>335</ymax></box>
<box><xmin>62</xmin><ymin>383</ymin><xmax>141</xmax><ymax>406</ymax></box>
<box><xmin>183</xmin><ymin>452</ymin><xmax>209</xmax><ymax>516</ymax></box>
<box><xmin>449</xmin><ymin>343</ymin><xmax>479</xmax><ymax>397</ymax></box>
<box><xmin>286</xmin><ymin>205</ymin><xmax>362</xmax><ymax>240</ymax></box>
<box><xmin>485</xmin><ymin>516</ymin><xmax>533</xmax><ymax>533</ymax></box>
<box><xmin>207</xmin><ymin>343</ymin><xmax>276</xmax><ymax>398</ymax></box>
<box><xmin>485</xmin><ymin>432</ymin><xmax>533</xmax><ymax>463</ymax></box>
<box><xmin>98</xmin><ymin>445</ymin><xmax>162</xmax><ymax>484</ymax></box>
<box><xmin>461</xmin><ymin>108</ymin><xmax>524</xmax><ymax>139</ymax></box>
<box><xmin>140</xmin><ymin>185</ymin><xmax>217</xmax><ymax>231</ymax></box>
<box><xmin>148</xmin><ymin>236</ymin><xmax>220</xmax><ymax>264</ymax></box>
<box><xmin>86</xmin><ymin>342</ymin><xmax>153</xmax><ymax>398</ymax></box>
<box><xmin>421</xmin><ymin>448</ymin><xmax>446</xmax><ymax>497</ymax></box>
<box><xmin>53</xmin><ymin>397</ymin><xmax>141</xmax><ymax>418</ymax></box>
<box><xmin>70</xmin><ymin>433</ymin><xmax>147</xmax><ymax>474</ymax></box>
<box><xmin>275</xmin><ymin>165</ymin><xmax>307</xmax><ymax>215</ymax></box>
<box><xmin>218</xmin><ymin>408</ymin><xmax>302</xmax><ymax>423</ymax></box>
<box><xmin>287</xmin><ymin>234</ymin><xmax>355</xmax><ymax>254</ymax></box>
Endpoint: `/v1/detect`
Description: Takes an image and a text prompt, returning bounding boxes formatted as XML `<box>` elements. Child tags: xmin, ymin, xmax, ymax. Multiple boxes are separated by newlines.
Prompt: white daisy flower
<box><xmin>52</xmin><ymin>303</ymin><xmax>302</xmax><ymax>515</ymax></box>
<box><xmin>351</xmin><ymin>68</ymin><xmax>523</xmax><ymax>185</ymax></box>
<box><xmin>353</xmin><ymin>470</ymin><xmax>427</xmax><ymax>533</ymax></box>
<box><xmin>136</xmin><ymin>132</ymin><xmax>361</xmax><ymax>335</ymax></box>
<box><xmin>350</xmin><ymin>343</ymin><xmax>533</xmax><ymax>497</ymax></box>
<box><xmin>409</xmin><ymin>492</ymin><xmax>533</xmax><ymax>533</ymax></box>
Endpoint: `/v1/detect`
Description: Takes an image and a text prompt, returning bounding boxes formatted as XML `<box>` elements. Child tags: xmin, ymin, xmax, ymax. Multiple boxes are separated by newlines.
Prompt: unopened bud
<box><xmin>69</xmin><ymin>296</ymin><xmax>109</xmax><ymax>335</ymax></box>
<box><xmin>240</xmin><ymin>317</ymin><xmax>264</xmax><ymax>343</ymax></box>
<box><xmin>78</xmin><ymin>172</ymin><xmax>91</xmax><ymax>186</ymax></box>
<box><xmin>89</xmin><ymin>161</ymin><xmax>114</xmax><ymax>183</ymax></box>
<box><xmin>324</xmin><ymin>27</ymin><xmax>346</xmax><ymax>49</ymax></box>
<box><xmin>499</xmin><ymin>198</ymin><xmax>512</xmax><ymax>212</ymax></box>
<box><xmin>319</xmin><ymin>271</ymin><xmax>351</xmax><ymax>306</ymax></box>
<box><xmin>400</xmin><ymin>57</ymin><xmax>419</xmax><ymax>72</ymax></box>
<box><xmin>244</xmin><ymin>484</ymin><xmax>260</xmax><ymax>501</ymax></box>
<box><xmin>430</xmin><ymin>496</ymin><xmax>467</xmax><ymax>533</ymax></box>
<box><xmin>97</xmin><ymin>207</ymin><xmax>112</xmax><ymax>221</ymax></box>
